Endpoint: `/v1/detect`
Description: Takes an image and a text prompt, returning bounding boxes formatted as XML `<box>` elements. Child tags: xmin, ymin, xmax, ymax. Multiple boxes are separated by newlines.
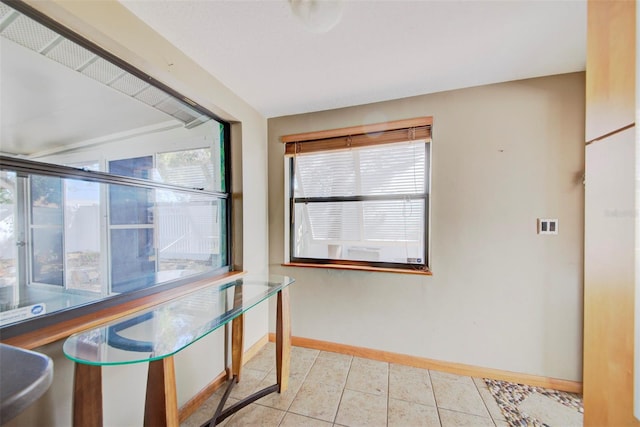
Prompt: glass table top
<box><xmin>63</xmin><ymin>275</ymin><xmax>294</xmax><ymax>366</ymax></box>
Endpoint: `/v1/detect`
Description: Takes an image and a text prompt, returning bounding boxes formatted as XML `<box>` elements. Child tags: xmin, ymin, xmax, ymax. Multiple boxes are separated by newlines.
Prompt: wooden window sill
<box><xmin>282</xmin><ymin>262</ymin><xmax>432</xmax><ymax>276</ymax></box>
<box><xmin>1</xmin><ymin>271</ymin><xmax>246</xmax><ymax>350</ymax></box>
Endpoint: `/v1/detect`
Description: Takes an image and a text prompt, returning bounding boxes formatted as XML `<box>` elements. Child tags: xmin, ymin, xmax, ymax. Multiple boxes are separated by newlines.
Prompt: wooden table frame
<box><xmin>71</xmin><ymin>286</ymin><xmax>291</xmax><ymax>427</ymax></box>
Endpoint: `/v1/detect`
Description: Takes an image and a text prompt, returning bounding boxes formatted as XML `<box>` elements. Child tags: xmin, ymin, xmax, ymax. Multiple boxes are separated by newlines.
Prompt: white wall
<box><xmin>268</xmin><ymin>72</ymin><xmax>585</xmax><ymax>382</ymax></box>
<box><xmin>5</xmin><ymin>1</ymin><xmax>270</xmax><ymax>425</ymax></box>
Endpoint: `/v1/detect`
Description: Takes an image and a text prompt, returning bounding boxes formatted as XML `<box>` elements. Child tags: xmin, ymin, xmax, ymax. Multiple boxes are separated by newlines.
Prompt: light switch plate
<box><xmin>538</xmin><ymin>218</ymin><xmax>558</xmax><ymax>235</ymax></box>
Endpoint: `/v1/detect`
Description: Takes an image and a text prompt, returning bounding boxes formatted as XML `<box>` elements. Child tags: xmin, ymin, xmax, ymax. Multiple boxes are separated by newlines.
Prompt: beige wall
<box><xmin>6</xmin><ymin>1</ymin><xmax>270</xmax><ymax>426</ymax></box>
<box><xmin>268</xmin><ymin>72</ymin><xmax>585</xmax><ymax>381</ymax></box>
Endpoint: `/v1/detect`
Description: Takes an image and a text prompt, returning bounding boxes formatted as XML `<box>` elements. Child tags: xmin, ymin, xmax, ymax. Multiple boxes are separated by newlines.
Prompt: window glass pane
<box><xmin>30</xmin><ymin>175</ymin><xmax>63</xmax><ymax>285</ymax></box>
<box><xmin>293</xmin><ymin>200</ymin><xmax>425</xmax><ymax>264</ymax></box>
<box><xmin>30</xmin><ymin>175</ymin><xmax>63</xmax><ymax>225</ymax></box>
<box><xmin>65</xmin><ymin>179</ymin><xmax>102</xmax><ymax>292</ymax></box>
<box><xmin>109</xmin><ymin>167</ymin><xmax>155</xmax><ymax>293</ymax></box>
<box><xmin>156</xmin><ymin>148</ymin><xmax>214</xmax><ymax>190</ymax></box>
<box><xmin>109</xmin><ymin>156</ymin><xmax>153</xmax><ymax>179</ymax></box>
<box><xmin>294</xmin><ymin>141</ymin><xmax>426</xmax><ymax>198</ymax></box>
<box><xmin>110</xmin><ymin>228</ymin><xmax>155</xmax><ymax>293</ymax></box>
<box><xmin>0</xmin><ymin>172</ymin><xmax>17</xmax><ymax>299</ymax></box>
<box><xmin>31</xmin><ymin>228</ymin><xmax>63</xmax><ymax>285</ymax></box>
<box><xmin>156</xmin><ymin>191</ymin><xmax>225</xmax><ymax>277</ymax></box>
<box><xmin>109</xmin><ymin>185</ymin><xmax>153</xmax><ymax>225</ymax></box>
<box><xmin>219</xmin><ymin>198</ymin><xmax>228</xmax><ymax>266</ymax></box>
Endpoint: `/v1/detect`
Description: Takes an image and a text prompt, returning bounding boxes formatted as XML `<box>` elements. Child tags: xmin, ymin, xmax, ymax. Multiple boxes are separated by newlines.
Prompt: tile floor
<box><xmin>181</xmin><ymin>343</ymin><xmax>583</xmax><ymax>427</ymax></box>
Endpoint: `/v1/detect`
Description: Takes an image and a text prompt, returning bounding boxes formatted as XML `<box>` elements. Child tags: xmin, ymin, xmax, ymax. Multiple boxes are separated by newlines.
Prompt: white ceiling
<box><xmin>120</xmin><ymin>0</ymin><xmax>587</xmax><ymax>118</ymax></box>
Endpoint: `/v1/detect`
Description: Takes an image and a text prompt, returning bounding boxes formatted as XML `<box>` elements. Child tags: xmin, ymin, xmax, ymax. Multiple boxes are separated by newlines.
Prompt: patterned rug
<box><xmin>484</xmin><ymin>379</ymin><xmax>583</xmax><ymax>427</ymax></box>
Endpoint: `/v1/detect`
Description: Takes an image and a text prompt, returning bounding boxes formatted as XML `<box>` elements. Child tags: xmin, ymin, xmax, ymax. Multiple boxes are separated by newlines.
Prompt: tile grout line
<box><xmin>332</xmin><ymin>354</ymin><xmax>353</xmax><ymax>426</ymax></box>
<box><xmin>277</xmin><ymin>349</ymin><xmax>320</xmax><ymax>426</ymax></box>
<box><xmin>231</xmin><ymin>367</ymin><xmax>273</xmax><ymax>425</ymax></box>
<box><xmin>283</xmin><ymin>350</ymin><xmax>351</xmax><ymax>425</ymax></box>
<box><xmin>471</xmin><ymin>377</ymin><xmax>499</xmax><ymax>426</ymax></box>
<box><xmin>232</xmin><ymin>346</ymin><xmax>319</xmax><ymax>426</ymax></box>
<box><xmin>426</xmin><ymin>369</ymin><xmax>444</xmax><ymax>427</ymax></box>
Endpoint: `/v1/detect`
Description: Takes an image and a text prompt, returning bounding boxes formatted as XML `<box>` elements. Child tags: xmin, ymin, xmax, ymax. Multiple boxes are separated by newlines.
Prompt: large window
<box><xmin>0</xmin><ymin>2</ymin><xmax>231</xmax><ymax>335</ymax></box>
<box><xmin>284</xmin><ymin>118</ymin><xmax>431</xmax><ymax>272</ymax></box>
<box><xmin>0</xmin><ymin>154</ymin><xmax>229</xmax><ymax>330</ymax></box>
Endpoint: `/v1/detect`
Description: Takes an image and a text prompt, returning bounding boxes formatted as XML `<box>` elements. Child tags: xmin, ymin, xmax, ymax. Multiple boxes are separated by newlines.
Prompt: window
<box><xmin>283</xmin><ymin>118</ymin><xmax>431</xmax><ymax>273</ymax></box>
<box><xmin>0</xmin><ymin>1</ymin><xmax>231</xmax><ymax>335</ymax></box>
<box><xmin>1</xmin><ymin>155</ymin><xmax>229</xmax><ymax>329</ymax></box>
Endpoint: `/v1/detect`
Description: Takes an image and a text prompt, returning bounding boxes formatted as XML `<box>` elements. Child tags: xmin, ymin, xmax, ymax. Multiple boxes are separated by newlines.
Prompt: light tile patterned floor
<box><xmin>181</xmin><ymin>343</ymin><xmax>582</xmax><ymax>427</ymax></box>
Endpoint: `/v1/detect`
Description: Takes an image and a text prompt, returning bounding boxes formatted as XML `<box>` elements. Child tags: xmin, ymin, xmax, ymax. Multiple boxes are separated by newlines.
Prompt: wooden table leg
<box><xmin>231</xmin><ymin>313</ymin><xmax>244</xmax><ymax>382</ymax></box>
<box><xmin>73</xmin><ymin>363</ymin><xmax>103</xmax><ymax>427</ymax></box>
<box><xmin>144</xmin><ymin>357</ymin><xmax>178</xmax><ymax>427</ymax></box>
<box><xmin>231</xmin><ymin>284</ymin><xmax>244</xmax><ymax>382</ymax></box>
<box><xmin>276</xmin><ymin>287</ymin><xmax>291</xmax><ymax>393</ymax></box>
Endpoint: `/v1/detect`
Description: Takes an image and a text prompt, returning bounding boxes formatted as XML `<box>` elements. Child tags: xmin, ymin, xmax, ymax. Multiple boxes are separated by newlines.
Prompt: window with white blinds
<box><xmin>283</xmin><ymin>118</ymin><xmax>431</xmax><ymax>272</ymax></box>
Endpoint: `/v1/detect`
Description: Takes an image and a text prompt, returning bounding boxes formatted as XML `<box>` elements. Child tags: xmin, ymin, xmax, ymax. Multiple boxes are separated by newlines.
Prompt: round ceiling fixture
<box><xmin>289</xmin><ymin>0</ymin><xmax>343</xmax><ymax>33</ymax></box>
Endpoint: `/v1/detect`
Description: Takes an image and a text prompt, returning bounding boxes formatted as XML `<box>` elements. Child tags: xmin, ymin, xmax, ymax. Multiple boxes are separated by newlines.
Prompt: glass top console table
<box><xmin>63</xmin><ymin>275</ymin><xmax>294</xmax><ymax>427</ymax></box>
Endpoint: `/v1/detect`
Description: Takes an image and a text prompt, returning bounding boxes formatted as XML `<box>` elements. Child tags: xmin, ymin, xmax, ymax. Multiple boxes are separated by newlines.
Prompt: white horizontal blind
<box><xmin>295</xmin><ymin>141</ymin><xmax>426</xmax><ymax>198</ymax></box>
<box><xmin>294</xmin><ymin>200</ymin><xmax>424</xmax><ymax>242</ymax></box>
<box><xmin>291</xmin><ymin>140</ymin><xmax>428</xmax><ymax>266</ymax></box>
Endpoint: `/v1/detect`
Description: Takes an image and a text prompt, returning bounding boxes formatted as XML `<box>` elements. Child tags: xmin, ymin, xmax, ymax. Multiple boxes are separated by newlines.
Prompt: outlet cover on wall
<box><xmin>538</xmin><ymin>218</ymin><xmax>558</xmax><ymax>235</ymax></box>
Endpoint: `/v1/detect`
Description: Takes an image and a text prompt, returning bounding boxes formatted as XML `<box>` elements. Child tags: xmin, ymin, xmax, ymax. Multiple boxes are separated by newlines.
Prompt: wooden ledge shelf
<box><xmin>1</xmin><ymin>271</ymin><xmax>246</xmax><ymax>350</ymax></box>
<box><xmin>282</xmin><ymin>262</ymin><xmax>432</xmax><ymax>276</ymax></box>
